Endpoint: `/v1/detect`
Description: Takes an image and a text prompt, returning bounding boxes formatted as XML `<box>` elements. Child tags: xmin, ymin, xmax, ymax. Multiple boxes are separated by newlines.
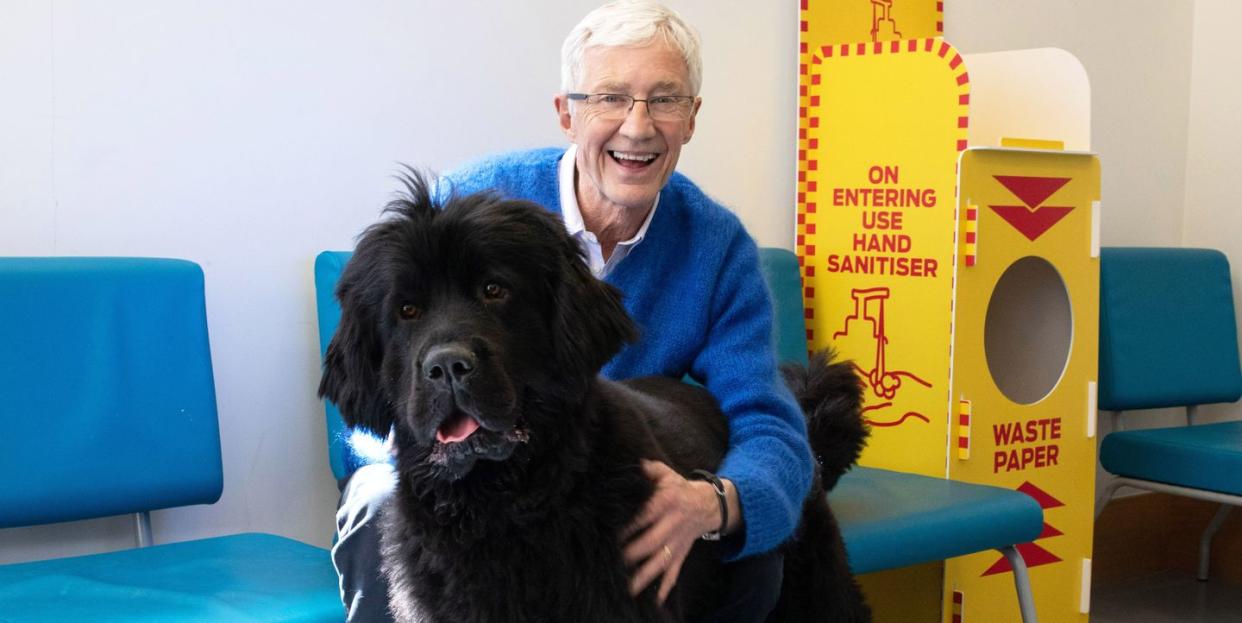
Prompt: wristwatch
<box><xmin>689</xmin><ymin>469</ymin><xmax>728</xmax><ymax>541</ymax></box>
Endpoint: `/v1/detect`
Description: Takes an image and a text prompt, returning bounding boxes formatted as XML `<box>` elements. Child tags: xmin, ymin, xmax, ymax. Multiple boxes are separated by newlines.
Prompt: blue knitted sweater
<box><xmin>442</xmin><ymin>147</ymin><xmax>813</xmax><ymax>559</ymax></box>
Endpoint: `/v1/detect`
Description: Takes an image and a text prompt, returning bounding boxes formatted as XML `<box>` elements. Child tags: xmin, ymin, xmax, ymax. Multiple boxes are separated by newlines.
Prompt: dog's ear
<box><xmin>319</xmin><ymin>266</ymin><xmax>394</xmax><ymax>437</ymax></box>
<box><xmin>552</xmin><ymin>246</ymin><xmax>639</xmax><ymax>377</ymax></box>
<box><xmin>319</xmin><ymin>232</ymin><xmax>401</xmax><ymax>437</ymax></box>
<box><xmin>320</xmin><ymin>166</ymin><xmax>441</xmax><ymax>436</ymax></box>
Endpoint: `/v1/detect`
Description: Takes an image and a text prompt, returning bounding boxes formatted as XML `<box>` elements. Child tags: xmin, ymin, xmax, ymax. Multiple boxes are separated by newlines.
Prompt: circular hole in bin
<box><xmin>984</xmin><ymin>256</ymin><xmax>1073</xmax><ymax>405</ymax></box>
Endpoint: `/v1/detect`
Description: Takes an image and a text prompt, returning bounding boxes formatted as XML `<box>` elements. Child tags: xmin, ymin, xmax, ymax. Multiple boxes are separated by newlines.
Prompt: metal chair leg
<box><xmin>1198</xmin><ymin>504</ymin><xmax>1233</xmax><ymax>581</ymax></box>
<box><xmin>999</xmin><ymin>545</ymin><xmax>1039</xmax><ymax>623</ymax></box>
<box><xmin>134</xmin><ymin>511</ymin><xmax>154</xmax><ymax>548</ymax></box>
<box><xmin>1095</xmin><ymin>410</ymin><xmax>1123</xmax><ymax>521</ymax></box>
<box><xmin>1095</xmin><ymin>478</ymin><xmax>1121</xmax><ymax>520</ymax></box>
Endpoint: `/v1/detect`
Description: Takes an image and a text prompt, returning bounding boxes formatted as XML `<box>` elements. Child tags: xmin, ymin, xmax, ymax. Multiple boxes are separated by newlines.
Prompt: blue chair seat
<box><xmin>1100</xmin><ymin>420</ymin><xmax>1242</xmax><ymax>497</ymax></box>
<box><xmin>0</xmin><ymin>533</ymin><xmax>341</xmax><ymax>622</ymax></box>
<box><xmin>831</xmin><ymin>467</ymin><xmax>1044</xmax><ymax>575</ymax></box>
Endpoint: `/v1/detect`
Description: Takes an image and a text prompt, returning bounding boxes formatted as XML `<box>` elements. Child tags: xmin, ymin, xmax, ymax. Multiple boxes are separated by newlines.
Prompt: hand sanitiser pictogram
<box><xmin>832</xmin><ymin>287</ymin><xmax>932</xmax><ymax>428</ymax></box>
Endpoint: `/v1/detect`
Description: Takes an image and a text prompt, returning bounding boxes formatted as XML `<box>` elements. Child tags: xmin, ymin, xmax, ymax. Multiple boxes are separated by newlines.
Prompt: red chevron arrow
<box><xmin>981</xmin><ymin>481</ymin><xmax>1066</xmax><ymax>576</ymax></box>
<box><xmin>989</xmin><ymin>205</ymin><xmax>1074</xmax><ymax>241</ymax></box>
<box><xmin>990</xmin><ymin>175</ymin><xmax>1074</xmax><ymax>241</ymax></box>
<box><xmin>994</xmin><ymin>176</ymin><xmax>1070</xmax><ymax>208</ymax></box>
<box><xmin>1018</xmin><ymin>480</ymin><xmax>1065</xmax><ymax>509</ymax></box>
<box><xmin>982</xmin><ymin>541</ymin><xmax>1063</xmax><ymax>576</ymax></box>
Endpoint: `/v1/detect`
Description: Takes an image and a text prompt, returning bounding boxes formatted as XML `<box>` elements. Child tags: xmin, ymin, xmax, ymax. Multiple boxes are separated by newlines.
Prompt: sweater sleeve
<box><xmin>690</xmin><ymin>231</ymin><xmax>814</xmax><ymax>560</ymax></box>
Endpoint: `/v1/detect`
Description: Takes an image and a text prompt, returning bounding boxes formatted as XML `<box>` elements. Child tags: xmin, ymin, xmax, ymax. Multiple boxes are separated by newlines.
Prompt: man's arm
<box><xmin>622</xmin><ymin>229</ymin><xmax>813</xmax><ymax>600</ymax></box>
<box><xmin>688</xmin><ymin>230</ymin><xmax>814</xmax><ymax>559</ymax></box>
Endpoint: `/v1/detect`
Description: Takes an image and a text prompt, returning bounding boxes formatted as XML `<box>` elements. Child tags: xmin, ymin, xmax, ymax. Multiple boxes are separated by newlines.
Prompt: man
<box><xmin>333</xmin><ymin>2</ymin><xmax>814</xmax><ymax>620</ymax></box>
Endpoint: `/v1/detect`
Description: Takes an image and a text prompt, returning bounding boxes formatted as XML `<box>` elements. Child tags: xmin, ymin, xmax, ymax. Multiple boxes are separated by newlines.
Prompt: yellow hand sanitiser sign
<box><xmin>800</xmin><ymin>37</ymin><xmax>969</xmax><ymax>477</ymax></box>
<box><xmin>798</xmin><ymin>15</ymin><xmax>966</xmax><ymax>480</ymax></box>
<box><xmin>798</xmin><ymin>2</ymin><xmax>1100</xmax><ymax>622</ymax></box>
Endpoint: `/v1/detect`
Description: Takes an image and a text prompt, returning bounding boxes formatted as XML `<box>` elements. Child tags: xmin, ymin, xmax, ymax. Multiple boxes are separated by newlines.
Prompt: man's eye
<box><xmin>599</xmin><ymin>94</ymin><xmax>629</xmax><ymax>104</ymax></box>
<box><xmin>399</xmin><ymin>304</ymin><xmax>421</xmax><ymax>320</ymax></box>
<box><xmin>649</xmin><ymin>96</ymin><xmax>676</xmax><ymax>105</ymax></box>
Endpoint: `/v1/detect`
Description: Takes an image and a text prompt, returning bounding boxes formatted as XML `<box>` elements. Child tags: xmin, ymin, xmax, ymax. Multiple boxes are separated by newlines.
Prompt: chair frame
<box><xmin>1096</xmin><ymin>406</ymin><xmax>1240</xmax><ymax>581</ymax></box>
<box><xmin>1001</xmin><ymin>545</ymin><xmax>1038</xmax><ymax>622</ymax></box>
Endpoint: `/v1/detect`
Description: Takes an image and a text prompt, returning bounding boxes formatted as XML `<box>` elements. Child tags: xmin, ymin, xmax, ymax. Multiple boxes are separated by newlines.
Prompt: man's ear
<box><xmin>683</xmin><ymin>96</ymin><xmax>702</xmax><ymax>144</ymax></box>
<box><xmin>554</xmin><ymin>93</ymin><xmax>576</xmax><ymax>140</ymax></box>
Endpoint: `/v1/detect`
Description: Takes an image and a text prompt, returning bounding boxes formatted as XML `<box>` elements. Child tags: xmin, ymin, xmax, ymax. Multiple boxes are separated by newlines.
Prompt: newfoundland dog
<box><xmin>319</xmin><ymin>171</ymin><xmax>870</xmax><ymax>622</ymax></box>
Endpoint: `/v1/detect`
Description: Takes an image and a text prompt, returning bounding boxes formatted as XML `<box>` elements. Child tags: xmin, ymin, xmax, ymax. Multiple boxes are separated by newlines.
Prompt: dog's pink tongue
<box><xmin>436</xmin><ymin>413</ymin><xmax>481</xmax><ymax>444</ymax></box>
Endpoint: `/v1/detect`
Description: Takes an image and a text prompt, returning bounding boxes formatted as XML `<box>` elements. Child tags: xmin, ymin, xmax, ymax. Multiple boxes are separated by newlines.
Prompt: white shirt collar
<box><xmin>558</xmin><ymin>144</ymin><xmax>658</xmax><ymax>278</ymax></box>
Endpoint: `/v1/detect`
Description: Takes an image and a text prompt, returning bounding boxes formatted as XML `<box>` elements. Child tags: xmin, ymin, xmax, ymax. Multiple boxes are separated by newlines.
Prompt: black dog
<box><xmin>320</xmin><ymin>172</ymin><xmax>871</xmax><ymax>622</ymax></box>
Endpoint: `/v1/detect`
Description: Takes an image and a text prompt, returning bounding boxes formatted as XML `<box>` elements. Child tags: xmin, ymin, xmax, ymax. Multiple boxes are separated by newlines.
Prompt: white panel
<box><xmin>963</xmin><ymin>48</ymin><xmax>1091</xmax><ymax>151</ymax></box>
<box><xmin>1087</xmin><ymin>381</ymin><xmax>1098</xmax><ymax>438</ymax></box>
<box><xmin>1080</xmin><ymin>558</ymin><xmax>1093</xmax><ymax>613</ymax></box>
<box><xmin>1091</xmin><ymin>201</ymin><xmax>1102</xmax><ymax>258</ymax></box>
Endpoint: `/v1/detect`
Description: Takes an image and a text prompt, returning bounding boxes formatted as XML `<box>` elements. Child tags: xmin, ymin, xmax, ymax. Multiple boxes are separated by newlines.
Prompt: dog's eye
<box><xmin>398</xmin><ymin>304</ymin><xmax>421</xmax><ymax>320</ymax></box>
<box><xmin>483</xmin><ymin>282</ymin><xmax>508</xmax><ymax>301</ymax></box>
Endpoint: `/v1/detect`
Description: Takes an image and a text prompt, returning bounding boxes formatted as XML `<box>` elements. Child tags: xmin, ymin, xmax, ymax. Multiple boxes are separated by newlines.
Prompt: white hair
<box><xmin>560</xmin><ymin>0</ymin><xmax>703</xmax><ymax>95</ymax></box>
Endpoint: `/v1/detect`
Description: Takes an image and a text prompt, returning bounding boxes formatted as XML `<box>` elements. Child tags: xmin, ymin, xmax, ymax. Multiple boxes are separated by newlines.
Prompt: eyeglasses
<box><xmin>566</xmin><ymin>93</ymin><xmax>696</xmax><ymax>122</ymax></box>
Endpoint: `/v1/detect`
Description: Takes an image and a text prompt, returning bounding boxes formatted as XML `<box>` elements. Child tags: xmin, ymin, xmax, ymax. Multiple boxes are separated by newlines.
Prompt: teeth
<box><xmin>611</xmin><ymin>151</ymin><xmax>657</xmax><ymax>162</ymax></box>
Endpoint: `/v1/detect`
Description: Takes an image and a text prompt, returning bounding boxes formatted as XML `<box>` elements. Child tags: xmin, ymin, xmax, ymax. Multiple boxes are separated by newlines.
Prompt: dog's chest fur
<box><xmin>381</xmin><ymin>393</ymin><xmax>676</xmax><ymax>623</ymax></box>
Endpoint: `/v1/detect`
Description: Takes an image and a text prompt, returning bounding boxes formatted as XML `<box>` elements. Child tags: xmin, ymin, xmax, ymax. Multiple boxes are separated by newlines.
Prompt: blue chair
<box><xmin>1095</xmin><ymin>247</ymin><xmax>1242</xmax><ymax>581</ymax></box>
<box><xmin>314</xmin><ymin>248</ymin><xmax>1044</xmax><ymax>621</ymax></box>
<box><xmin>0</xmin><ymin>258</ymin><xmax>341</xmax><ymax>622</ymax></box>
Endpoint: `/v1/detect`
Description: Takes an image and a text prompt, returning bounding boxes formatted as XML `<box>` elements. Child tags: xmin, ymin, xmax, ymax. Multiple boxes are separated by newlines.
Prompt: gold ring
<box><xmin>662</xmin><ymin>545</ymin><xmax>673</xmax><ymax>561</ymax></box>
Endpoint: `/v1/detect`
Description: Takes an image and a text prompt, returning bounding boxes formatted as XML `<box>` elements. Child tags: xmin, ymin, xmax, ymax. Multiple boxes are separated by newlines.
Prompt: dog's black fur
<box><xmin>319</xmin><ymin>171</ymin><xmax>871</xmax><ymax>622</ymax></box>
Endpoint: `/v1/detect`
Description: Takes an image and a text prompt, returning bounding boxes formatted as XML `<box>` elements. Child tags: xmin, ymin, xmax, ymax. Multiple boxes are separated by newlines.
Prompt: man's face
<box><xmin>555</xmin><ymin>41</ymin><xmax>701</xmax><ymax>215</ymax></box>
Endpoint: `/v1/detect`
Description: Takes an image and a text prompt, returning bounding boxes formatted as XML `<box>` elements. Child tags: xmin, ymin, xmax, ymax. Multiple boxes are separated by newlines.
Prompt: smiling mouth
<box><xmin>609</xmin><ymin>150</ymin><xmax>658</xmax><ymax>169</ymax></box>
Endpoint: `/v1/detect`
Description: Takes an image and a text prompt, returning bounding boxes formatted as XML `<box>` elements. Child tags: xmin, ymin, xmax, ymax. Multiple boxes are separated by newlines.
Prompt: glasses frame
<box><xmin>566</xmin><ymin>92</ymin><xmax>697</xmax><ymax>121</ymax></box>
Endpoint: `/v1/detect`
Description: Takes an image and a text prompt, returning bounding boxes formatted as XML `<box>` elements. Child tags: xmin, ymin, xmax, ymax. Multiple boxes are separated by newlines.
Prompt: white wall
<box><xmin>1182</xmin><ymin>0</ymin><xmax>1242</xmax><ymax>424</ymax></box>
<box><xmin>945</xmin><ymin>0</ymin><xmax>1196</xmax><ymax>248</ymax></box>
<box><xmin>0</xmin><ymin>0</ymin><xmax>797</xmax><ymax>563</ymax></box>
<box><xmin>2</xmin><ymin>0</ymin><xmax>1236</xmax><ymax>564</ymax></box>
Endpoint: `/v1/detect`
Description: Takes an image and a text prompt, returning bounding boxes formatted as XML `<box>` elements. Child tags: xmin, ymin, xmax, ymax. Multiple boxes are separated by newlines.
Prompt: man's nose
<box><xmin>618</xmin><ymin>100</ymin><xmax>658</xmax><ymax>138</ymax></box>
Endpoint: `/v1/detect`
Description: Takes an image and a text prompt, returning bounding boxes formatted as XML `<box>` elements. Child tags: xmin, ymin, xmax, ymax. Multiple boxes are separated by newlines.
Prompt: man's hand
<box><xmin>621</xmin><ymin>459</ymin><xmax>724</xmax><ymax>604</ymax></box>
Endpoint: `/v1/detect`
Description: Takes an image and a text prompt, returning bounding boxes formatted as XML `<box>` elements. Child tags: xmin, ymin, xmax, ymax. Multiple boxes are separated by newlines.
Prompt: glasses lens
<box><xmin>648</xmin><ymin>97</ymin><xmax>691</xmax><ymax>121</ymax></box>
<box><xmin>580</xmin><ymin>94</ymin><xmax>692</xmax><ymax>121</ymax></box>
<box><xmin>590</xmin><ymin>94</ymin><xmax>633</xmax><ymax>119</ymax></box>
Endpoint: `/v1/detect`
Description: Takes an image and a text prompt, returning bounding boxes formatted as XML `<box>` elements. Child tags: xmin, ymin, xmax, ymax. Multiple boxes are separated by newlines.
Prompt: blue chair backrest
<box><xmin>760</xmin><ymin>248</ymin><xmax>811</xmax><ymax>366</ymax></box>
<box><xmin>313</xmin><ymin>248</ymin><xmax>809</xmax><ymax>481</ymax></box>
<box><xmin>1098</xmin><ymin>247</ymin><xmax>1242</xmax><ymax>411</ymax></box>
<box><xmin>0</xmin><ymin>258</ymin><xmax>223</xmax><ymax>528</ymax></box>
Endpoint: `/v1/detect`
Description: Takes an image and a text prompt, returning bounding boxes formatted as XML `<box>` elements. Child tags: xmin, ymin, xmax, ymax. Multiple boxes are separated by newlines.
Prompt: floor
<box><xmin>1092</xmin><ymin>570</ymin><xmax>1242</xmax><ymax>622</ymax></box>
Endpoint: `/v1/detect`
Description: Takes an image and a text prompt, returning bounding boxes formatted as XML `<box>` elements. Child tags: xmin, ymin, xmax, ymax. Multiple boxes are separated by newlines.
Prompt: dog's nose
<box><xmin>423</xmin><ymin>345</ymin><xmax>477</xmax><ymax>385</ymax></box>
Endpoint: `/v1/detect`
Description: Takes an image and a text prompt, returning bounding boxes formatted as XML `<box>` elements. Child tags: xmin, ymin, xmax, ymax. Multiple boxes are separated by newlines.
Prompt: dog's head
<box><xmin>319</xmin><ymin>170</ymin><xmax>637</xmax><ymax>481</ymax></box>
